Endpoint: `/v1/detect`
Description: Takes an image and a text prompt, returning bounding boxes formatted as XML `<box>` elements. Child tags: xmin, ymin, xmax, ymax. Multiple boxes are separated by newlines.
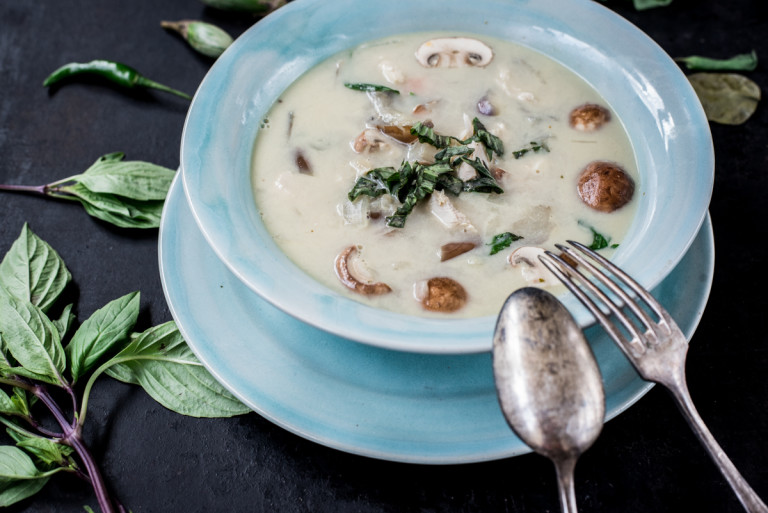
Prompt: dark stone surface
<box><xmin>1</xmin><ymin>0</ymin><xmax>766</xmax><ymax>511</ymax></box>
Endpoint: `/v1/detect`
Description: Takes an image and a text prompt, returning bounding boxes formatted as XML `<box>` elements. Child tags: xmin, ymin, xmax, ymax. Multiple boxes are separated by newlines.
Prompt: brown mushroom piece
<box><xmin>577</xmin><ymin>161</ymin><xmax>635</xmax><ymax>213</ymax></box>
<box><xmin>416</xmin><ymin>277</ymin><xmax>468</xmax><ymax>313</ymax></box>
<box><xmin>415</xmin><ymin>38</ymin><xmax>494</xmax><ymax>68</ymax></box>
<box><xmin>376</xmin><ymin>125</ymin><xmax>418</xmax><ymax>144</ymax></box>
<box><xmin>334</xmin><ymin>246</ymin><xmax>391</xmax><ymax>295</ymax></box>
<box><xmin>440</xmin><ymin>242</ymin><xmax>476</xmax><ymax>262</ymax></box>
<box><xmin>569</xmin><ymin>103</ymin><xmax>611</xmax><ymax>132</ymax></box>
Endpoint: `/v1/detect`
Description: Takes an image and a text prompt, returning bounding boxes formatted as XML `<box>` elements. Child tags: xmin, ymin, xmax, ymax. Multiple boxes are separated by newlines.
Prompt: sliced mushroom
<box><xmin>414</xmin><ymin>277</ymin><xmax>467</xmax><ymax>312</ymax></box>
<box><xmin>415</xmin><ymin>37</ymin><xmax>493</xmax><ymax>68</ymax></box>
<box><xmin>413</xmin><ymin>100</ymin><xmax>439</xmax><ymax>115</ymax></box>
<box><xmin>440</xmin><ymin>242</ymin><xmax>476</xmax><ymax>262</ymax></box>
<box><xmin>577</xmin><ymin>160</ymin><xmax>635</xmax><ymax>212</ymax></box>
<box><xmin>352</xmin><ymin>128</ymin><xmax>389</xmax><ymax>153</ymax></box>
<box><xmin>294</xmin><ymin>150</ymin><xmax>312</xmax><ymax>175</ymax></box>
<box><xmin>508</xmin><ymin>246</ymin><xmax>555</xmax><ymax>285</ymax></box>
<box><xmin>334</xmin><ymin>245</ymin><xmax>392</xmax><ymax>295</ymax></box>
<box><xmin>569</xmin><ymin>103</ymin><xmax>611</xmax><ymax>132</ymax></box>
<box><xmin>376</xmin><ymin>124</ymin><xmax>418</xmax><ymax>144</ymax></box>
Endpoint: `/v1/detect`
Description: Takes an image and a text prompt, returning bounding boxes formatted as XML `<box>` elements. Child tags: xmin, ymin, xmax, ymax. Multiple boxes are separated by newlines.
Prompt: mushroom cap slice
<box><xmin>577</xmin><ymin>161</ymin><xmax>635</xmax><ymax>213</ymax></box>
<box><xmin>508</xmin><ymin>247</ymin><xmax>555</xmax><ymax>285</ymax></box>
<box><xmin>569</xmin><ymin>103</ymin><xmax>611</xmax><ymax>132</ymax></box>
<box><xmin>415</xmin><ymin>37</ymin><xmax>494</xmax><ymax>68</ymax></box>
<box><xmin>416</xmin><ymin>277</ymin><xmax>468</xmax><ymax>312</ymax></box>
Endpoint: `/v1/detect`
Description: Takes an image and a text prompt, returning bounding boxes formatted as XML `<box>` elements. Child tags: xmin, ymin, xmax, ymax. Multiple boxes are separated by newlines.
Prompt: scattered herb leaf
<box><xmin>344</xmin><ymin>83</ymin><xmax>400</xmax><ymax>94</ymax></box>
<box><xmin>579</xmin><ymin>221</ymin><xmax>616</xmax><ymax>250</ymax></box>
<box><xmin>687</xmin><ymin>72</ymin><xmax>761</xmax><ymax>125</ymax></box>
<box><xmin>675</xmin><ymin>50</ymin><xmax>757</xmax><ymax>71</ymax></box>
<box><xmin>488</xmin><ymin>232</ymin><xmax>524</xmax><ymax>255</ymax></box>
<box><xmin>512</xmin><ymin>141</ymin><xmax>550</xmax><ymax>159</ymax></box>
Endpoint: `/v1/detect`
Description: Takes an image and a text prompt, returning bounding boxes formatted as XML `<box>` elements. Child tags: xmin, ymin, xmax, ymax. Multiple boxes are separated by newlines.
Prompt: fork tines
<box><xmin>539</xmin><ymin>241</ymin><xmax>677</xmax><ymax>358</ymax></box>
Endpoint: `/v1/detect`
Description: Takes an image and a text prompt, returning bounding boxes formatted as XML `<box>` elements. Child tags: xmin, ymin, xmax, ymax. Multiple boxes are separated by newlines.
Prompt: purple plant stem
<box><xmin>0</xmin><ymin>183</ymin><xmax>48</xmax><ymax>195</ymax></box>
<box><xmin>33</xmin><ymin>385</ymin><xmax>117</xmax><ymax>513</ymax></box>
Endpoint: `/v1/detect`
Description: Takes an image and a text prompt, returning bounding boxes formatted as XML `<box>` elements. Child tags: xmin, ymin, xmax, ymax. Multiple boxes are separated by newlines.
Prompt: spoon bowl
<box><xmin>493</xmin><ymin>287</ymin><xmax>605</xmax><ymax>512</ymax></box>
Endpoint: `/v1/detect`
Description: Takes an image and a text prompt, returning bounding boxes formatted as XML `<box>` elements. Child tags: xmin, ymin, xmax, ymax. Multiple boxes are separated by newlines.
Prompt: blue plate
<box><xmin>180</xmin><ymin>0</ymin><xmax>714</xmax><ymax>353</ymax></box>
<box><xmin>160</xmin><ymin>175</ymin><xmax>714</xmax><ymax>464</ymax></box>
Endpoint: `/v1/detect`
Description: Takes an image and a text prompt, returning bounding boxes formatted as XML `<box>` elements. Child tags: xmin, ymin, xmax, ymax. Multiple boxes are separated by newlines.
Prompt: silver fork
<box><xmin>539</xmin><ymin>240</ymin><xmax>767</xmax><ymax>513</ymax></box>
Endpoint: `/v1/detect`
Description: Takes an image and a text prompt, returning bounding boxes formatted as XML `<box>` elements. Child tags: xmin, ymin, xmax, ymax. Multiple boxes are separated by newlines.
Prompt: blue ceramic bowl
<box><xmin>180</xmin><ymin>0</ymin><xmax>713</xmax><ymax>354</ymax></box>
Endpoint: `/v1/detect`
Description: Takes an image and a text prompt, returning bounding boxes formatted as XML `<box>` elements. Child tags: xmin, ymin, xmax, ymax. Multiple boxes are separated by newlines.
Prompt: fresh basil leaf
<box><xmin>10</xmin><ymin>388</ymin><xmax>30</xmax><ymax>417</ymax></box>
<box><xmin>0</xmin><ymin>224</ymin><xmax>71</xmax><ymax>313</ymax></box>
<box><xmin>410</xmin><ymin>122</ymin><xmax>456</xmax><ymax>148</ymax></box>
<box><xmin>63</xmin><ymin>183</ymin><xmax>164</xmax><ymax>229</ymax></box>
<box><xmin>0</xmin><ymin>389</ymin><xmax>21</xmax><ymax>416</ymax></box>
<box><xmin>435</xmin><ymin>173</ymin><xmax>464</xmax><ymax>196</ymax></box>
<box><xmin>460</xmin><ymin>158</ymin><xmax>504</xmax><ymax>194</ymax></box>
<box><xmin>0</xmin><ymin>295</ymin><xmax>66</xmax><ymax>386</ymax></box>
<box><xmin>7</xmin><ymin>431</ymin><xmax>73</xmax><ymax>468</ymax></box>
<box><xmin>633</xmin><ymin>0</ymin><xmax>672</xmax><ymax>9</ymax></box>
<box><xmin>67</xmin><ymin>291</ymin><xmax>140</xmax><ymax>383</ymax></box>
<box><xmin>78</xmin><ymin>157</ymin><xmax>176</xmax><ymax>201</ymax></box>
<box><xmin>104</xmin><ymin>321</ymin><xmax>249</xmax><ymax>417</ymax></box>
<box><xmin>347</xmin><ymin>167</ymin><xmax>397</xmax><ymax>201</ymax></box>
<box><xmin>468</xmin><ymin>118</ymin><xmax>505</xmax><ymax>158</ymax></box>
<box><xmin>434</xmin><ymin>145</ymin><xmax>473</xmax><ymax>162</ymax></box>
<box><xmin>676</xmin><ymin>50</ymin><xmax>757</xmax><ymax>71</ymax></box>
<box><xmin>52</xmin><ymin>303</ymin><xmax>76</xmax><ymax>340</ymax></box>
<box><xmin>512</xmin><ymin>141</ymin><xmax>550</xmax><ymax>159</ymax></box>
<box><xmin>0</xmin><ymin>334</ymin><xmax>14</xmax><ymax>376</ymax></box>
<box><xmin>488</xmin><ymin>232</ymin><xmax>523</xmax><ymax>255</ymax></box>
<box><xmin>344</xmin><ymin>82</ymin><xmax>400</xmax><ymax>94</ymax></box>
<box><xmin>687</xmin><ymin>72</ymin><xmax>760</xmax><ymax>125</ymax></box>
<box><xmin>0</xmin><ymin>446</ymin><xmax>51</xmax><ymax>507</ymax></box>
<box><xmin>579</xmin><ymin>221</ymin><xmax>614</xmax><ymax>250</ymax></box>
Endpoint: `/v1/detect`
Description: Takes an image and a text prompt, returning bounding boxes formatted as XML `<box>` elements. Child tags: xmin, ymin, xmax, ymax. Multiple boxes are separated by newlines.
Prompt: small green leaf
<box><xmin>77</xmin><ymin>155</ymin><xmax>176</xmax><ymax>201</ymax></box>
<box><xmin>512</xmin><ymin>141</ymin><xmax>550</xmax><ymax>159</ymax></box>
<box><xmin>344</xmin><ymin>83</ymin><xmax>400</xmax><ymax>94</ymax></box>
<box><xmin>488</xmin><ymin>232</ymin><xmax>524</xmax><ymax>255</ymax></box>
<box><xmin>688</xmin><ymin>72</ymin><xmax>761</xmax><ymax>125</ymax></box>
<box><xmin>0</xmin><ymin>295</ymin><xmax>66</xmax><ymax>386</ymax></box>
<box><xmin>0</xmin><ymin>389</ymin><xmax>21</xmax><ymax>415</ymax></box>
<box><xmin>162</xmin><ymin>20</ymin><xmax>234</xmax><ymax>58</ymax></box>
<box><xmin>633</xmin><ymin>0</ymin><xmax>672</xmax><ymax>9</ymax></box>
<box><xmin>0</xmin><ymin>446</ymin><xmax>51</xmax><ymax>507</ymax></box>
<box><xmin>52</xmin><ymin>303</ymin><xmax>76</xmax><ymax>340</ymax></box>
<box><xmin>676</xmin><ymin>50</ymin><xmax>757</xmax><ymax>71</ymax></box>
<box><xmin>62</xmin><ymin>183</ymin><xmax>164</xmax><ymax>229</ymax></box>
<box><xmin>0</xmin><ymin>224</ymin><xmax>71</xmax><ymax>312</ymax></box>
<box><xmin>67</xmin><ymin>291</ymin><xmax>140</xmax><ymax>383</ymax></box>
<box><xmin>7</xmin><ymin>431</ymin><xmax>74</xmax><ymax>468</ymax></box>
<box><xmin>105</xmin><ymin>321</ymin><xmax>249</xmax><ymax>417</ymax></box>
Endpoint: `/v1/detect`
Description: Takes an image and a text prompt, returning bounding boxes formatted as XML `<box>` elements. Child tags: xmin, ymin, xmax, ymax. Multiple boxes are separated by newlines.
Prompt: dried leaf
<box><xmin>688</xmin><ymin>73</ymin><xmax>760</xmax><ymax>125</ymax></box>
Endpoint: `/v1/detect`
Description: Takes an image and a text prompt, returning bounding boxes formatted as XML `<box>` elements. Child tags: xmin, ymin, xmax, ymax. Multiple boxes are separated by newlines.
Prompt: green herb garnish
<box><xmin>675</xmin><ymin>50</ymin><xmax>757</xmax><ymax>71</ymax></box>
<box><xmin>512</xmin><ymin>141</ymin><xmax>550</xmax><ymax>159</ymax></box>
<box><xmin>488</xmin><ymin>232</ymin><xmax>524</xmax><ymax>255</ymax></box>
<box><xmin>344</xmin><ymin>82</ymin><xmax>400</xmax><ymax>94</ymax></box>
<box><xmin>0</xmin><ymin>224</ymin><xmax>248</xmax><ymax>510</ymax></box>
<box><xmin>348</xmin><ymin>119</ymin><xmax>504</xmax><ymax>228</ymax></box>
<box><xmin>579</xmin><ymin>221</ymin><xmax>618</xmax><ymax>250</ymax></box>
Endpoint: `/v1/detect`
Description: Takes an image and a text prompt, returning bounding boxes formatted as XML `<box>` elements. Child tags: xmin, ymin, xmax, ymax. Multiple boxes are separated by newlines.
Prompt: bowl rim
<box><xmin>180</xmin><ymin>0</ymin><xmax>713</xmax><ymax>354</ymax></box>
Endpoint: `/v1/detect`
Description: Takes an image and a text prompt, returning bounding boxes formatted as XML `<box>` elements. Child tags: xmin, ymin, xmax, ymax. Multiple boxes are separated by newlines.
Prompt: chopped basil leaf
<box><xmin>579</xmin><ymin>221</ymin><xmax>616</xmax><ymax>250</ymax></box>
<box><xmin>468</xmin><ymin>118</ymin><xmax>505</xmax><ymax>159</ymax></box>
<box><xmin>410</xmin><ymin>122</ymin><xmax>457</xmax><ymax>148</ymax></box>
<box><xmin>488</xmin><ymin>232</ymin><xmax>523</xmax><ymax>255</ymax></box>
<box><xmin>344</xmin><ymin>82</ymin><xmax>400</xmax><ymax>94</ymax></box>
<box><xmin>459</xmin><ymin>157</ymin><xmax>504</xmax><ymax>194</ymax></box>
<box><xmin>347</xmin><ymin>167</ymin><xmax>397</xmax><ymax>201</ymax></box>
<box><xmin>434</xmin><ymin>145</ymin><xmax>473</xmax><ymax>161</ymax></box>
<box><xmin>512</xmin><ymin>141</ymin><xmax>550</xmax><ymax>159</ymax></box>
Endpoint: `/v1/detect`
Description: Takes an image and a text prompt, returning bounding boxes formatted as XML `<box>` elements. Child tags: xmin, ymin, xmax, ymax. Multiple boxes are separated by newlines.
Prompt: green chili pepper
<box><xmin>42</xmin><ymin>59</ymin><xmax>192</xmax><ymax>100</ymax></box>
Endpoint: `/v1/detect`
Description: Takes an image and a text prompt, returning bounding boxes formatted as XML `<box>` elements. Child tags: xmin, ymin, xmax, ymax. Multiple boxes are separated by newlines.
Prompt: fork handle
<box><xmin>667</xmin><ymin>381</ymin><xmax>768</xmax><ymax>513</ymax></box>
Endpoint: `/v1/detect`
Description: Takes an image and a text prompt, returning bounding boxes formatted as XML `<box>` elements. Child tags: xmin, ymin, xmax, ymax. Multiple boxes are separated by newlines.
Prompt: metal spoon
<box><xmin>493</xmin><ymin>287</ymin><xmax>605</xmax><ymax>513</ymax></box>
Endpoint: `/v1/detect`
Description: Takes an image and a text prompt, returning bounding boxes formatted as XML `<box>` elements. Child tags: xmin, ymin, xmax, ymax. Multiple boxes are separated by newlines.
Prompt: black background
<box><xmin>1</xmin><ymin>0</ymin><xmax>767</xmax><ymax>511</ymax></box>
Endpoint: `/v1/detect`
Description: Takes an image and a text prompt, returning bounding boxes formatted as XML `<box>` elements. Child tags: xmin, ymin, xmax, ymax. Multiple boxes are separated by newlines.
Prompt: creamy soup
<box><xmin>251</xmin><ymin>32</ymin><xmax>638</xmax><ymax>318</ymax></box>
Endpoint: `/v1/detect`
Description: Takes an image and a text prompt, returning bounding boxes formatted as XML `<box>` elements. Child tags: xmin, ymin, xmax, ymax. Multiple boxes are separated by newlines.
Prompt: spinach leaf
<box><xmin>344</xmin><ymin>82</ymin><xmax>399</xmax><ymax>94</ymax></box>
<box><xmin>488</xmin><ymin>232</ymin><xmax>524</xmax><ymax>255</ymax></box>
<box><xmin>676</xmin><ymin>50</ymin><xmax>757</xmax><ymax>71</ymax></box>
<box><xmin>0</xmin><ymin>295</ymin><xmax>66</xmax><ymax>387</ymax></box>
<box><xmin>104</xmin><ymin>321</ymin><xmax>250</xmax><ymax>417</ymax></box>
<box><xmin>0</xmin><ymin>224</ymin><xmax>71</xmax><ymax>313</ymax></box>
<box><xmin>66</xmin><ymin>291</ymin><xmax>140</xmax><ymax>383</ymax></box>
<box><xmin>0</xmin><ymin>446</ymin><xmax>56</xmax><ymax>507</ymax></box>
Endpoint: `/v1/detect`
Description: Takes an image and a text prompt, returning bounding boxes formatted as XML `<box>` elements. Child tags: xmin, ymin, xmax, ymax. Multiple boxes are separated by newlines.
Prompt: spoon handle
<box><xmin>554</xmin><ymin>457</ymin><xmax>578</xmax><ymax>513</ymax></box>
<box><xmin>667</xmin><ymin>379</ymin><xmax>768</xmax><ymax>513</ymax></box>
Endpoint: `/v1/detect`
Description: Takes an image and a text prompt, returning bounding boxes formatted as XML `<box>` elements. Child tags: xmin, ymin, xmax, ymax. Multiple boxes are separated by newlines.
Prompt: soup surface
<box><xmin>251</xmin><ymin>32</ymin><xmax>639</xmax><ymax>318</ymax></box>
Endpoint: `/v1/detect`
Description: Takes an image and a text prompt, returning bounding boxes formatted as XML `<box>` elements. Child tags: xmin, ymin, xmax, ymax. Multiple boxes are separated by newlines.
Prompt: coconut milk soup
<box><xmin>251</xmin><ymin>33</ymin><xmax>638</xmax><ymax>318</ymax></box>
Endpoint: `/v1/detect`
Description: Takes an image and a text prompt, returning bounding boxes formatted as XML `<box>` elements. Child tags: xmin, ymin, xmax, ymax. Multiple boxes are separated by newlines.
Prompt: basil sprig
<box><xmin>0</xmin><ymin>152</ymin><xmax>175</xmax><ymax>229</ymax></box>
<box><xmin>347</xmin><ymin>118</ymin><xmax>505</xmax><ymax>228</ymax></box>
<box><xmin>0</xmin><ymin>224</ymin><xmax>249</xmax><ymax>509</ymax></box>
